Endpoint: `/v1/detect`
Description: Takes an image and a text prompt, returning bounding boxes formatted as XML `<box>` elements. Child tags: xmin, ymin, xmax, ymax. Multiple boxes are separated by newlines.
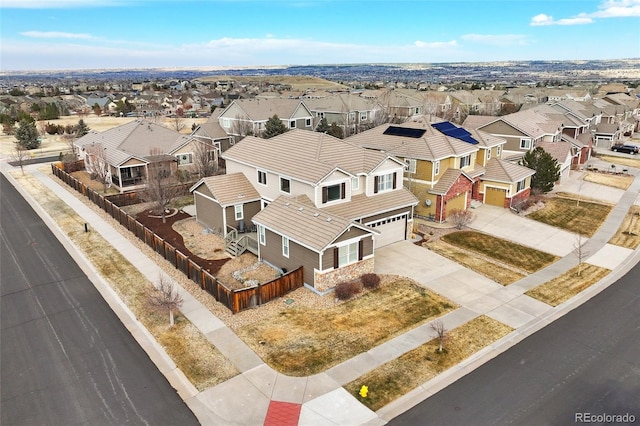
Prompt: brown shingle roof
<box><xmin>252</xmin><ymin>196</ymin><xmax>370</xmax><ymax>252</ymax></box>
<box><xmin>223</xmin><ymin>129</ymin><xmax>395</xmax><ymax>184</ymax></box>
<box><xmin>192</xmin><ymin>173</ymin><xmax>261</xmax><ymax>207</ymax></box>
<box><xmin>322</xmin><ymin>188</ymin><xmax>418</xmax><ymax>221</ymax></box>
<box><xmin>483</xmin><ymin>158</ymin><xmax>535</xmax><ymax>183</ymax></box>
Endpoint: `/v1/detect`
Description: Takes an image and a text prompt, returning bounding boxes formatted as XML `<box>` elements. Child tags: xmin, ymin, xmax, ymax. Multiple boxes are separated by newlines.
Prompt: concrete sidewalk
<box><xmin>3</xmin><ymin>160</ymin><xmax>640</xmax><ymax>426</ymax></box>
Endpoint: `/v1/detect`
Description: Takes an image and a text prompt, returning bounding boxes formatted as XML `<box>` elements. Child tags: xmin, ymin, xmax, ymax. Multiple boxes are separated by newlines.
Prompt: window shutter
<box><xmin>392</xmin><ymin>172</ymin><xmax>397</xmax><ymax>189</ymax></box>
<box><xmin>374</xmin><ymin>176</ymin><xmax>379</xmax><ymax>194</ymax></box>
<box><xmin>358</xmin><ymin>239</ymin><xmax>364</xmax><ymax>261</ymax></box>
<box><xmin>322</xmin><ymin>186</ymin><xmax>328</xmax><ymax>203</ymax></box>
<box><xmin>341</xmin><ymin>182</ymin><xmax>346</xmax><ymax>199</ymax></box>
<box><xmin>333</xmin><ymin>247</ymin><xmax>339</xmax><ymax>269</ymax></box>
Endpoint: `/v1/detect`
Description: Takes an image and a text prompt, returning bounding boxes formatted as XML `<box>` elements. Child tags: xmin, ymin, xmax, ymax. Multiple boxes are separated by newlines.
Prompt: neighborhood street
<box><xmin>389</xmin><ymin>261</ymin><xmax>640</xmax><ymax>425</ymax></box>
<box><xmin>0</xmin><ymin>174</ymin><xmax>198</xmax><ymax>425</ymax></box>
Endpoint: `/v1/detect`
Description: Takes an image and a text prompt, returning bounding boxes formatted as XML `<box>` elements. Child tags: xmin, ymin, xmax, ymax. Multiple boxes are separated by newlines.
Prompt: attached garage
<box><xmin>367</xmin><ymin>214</ymin><xmax>407</xmax><ymax>248</ymax></box>
<box><xmin>484</xmin><ymin>187</ymin><xmax>507</xmax><ymax>207</ymax></box>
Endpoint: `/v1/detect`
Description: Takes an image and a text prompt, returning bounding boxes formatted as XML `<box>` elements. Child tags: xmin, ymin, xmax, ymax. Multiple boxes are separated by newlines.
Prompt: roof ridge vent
<box><xmin>298</xmin><ymin>207</ymin><xmax>304</xmax><ymax>212</ymax></box>
<box><xmin>313</xmin><ymin>213</ymin><xmax>319</xmax><ymax>218</ymax></box>
<box><xmin>326</xmin><ymin>217</ymin><xmax>332</xmax><ymax>222</ymax></box>
<box><xmin>284</xmin><ymin>202</ymin><xmax>290</xmax><ymax>206</ymax></box>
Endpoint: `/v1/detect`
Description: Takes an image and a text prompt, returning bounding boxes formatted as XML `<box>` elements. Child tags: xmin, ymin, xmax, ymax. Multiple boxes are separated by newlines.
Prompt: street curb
<box><xmin>377</xmin><ymin>241</ymin><xmax>640</xmax><ymax>421</ymax></box>
<box><xmin>1</xmin><ymin>167</ymin><xmax>200</xmax><ymax>401</ymax></box>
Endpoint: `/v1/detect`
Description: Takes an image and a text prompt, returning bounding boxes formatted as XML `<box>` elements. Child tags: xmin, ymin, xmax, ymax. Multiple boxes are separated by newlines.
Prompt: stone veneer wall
<box><xmin>314</xmin><ymin>257</ymin><xmax>375</xmax><ymax>293</ymax></box>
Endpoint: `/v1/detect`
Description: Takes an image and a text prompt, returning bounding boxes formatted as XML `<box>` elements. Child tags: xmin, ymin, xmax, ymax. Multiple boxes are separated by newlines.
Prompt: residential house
<box><xmin>536</xmin><ymin>141</ymin><xmax>573</xmax><ymax>183</ymax></box>
<box><xmin>304</xmin><ymin>93</ymin><xmax>384</xmax><ymax>136</ymax></box>
<box><xmin>347</xmin><ymin>119</ymin><xmax>535</xmax><ymax>222</ymax></box>
<box><xmin>217</xmin><ymin>98</ymin><xmax>314</xmax><ymax>140</ymax></box>
<box><xmin>74</xmin><ymin>120</ymin><xmax>215</xmax><ymax>192</ymax></box>
<box><xmin>190</xmin><ymin>114</ymin><xmax>234</xmax><ymax>169</ymax></box>
<box><xmin>191</xmin><ymin>129</ymin><xmax>417</xmax><ymax>293</ymax></box>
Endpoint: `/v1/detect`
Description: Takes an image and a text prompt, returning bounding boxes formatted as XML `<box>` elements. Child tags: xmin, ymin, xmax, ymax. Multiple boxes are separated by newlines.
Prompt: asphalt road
<box><xmin>0</xmin><ymin>174</ymin><xmax>198</xmax><ymax>425</ymax></box>
<box><xmin>390</xmin><ymin>262</ymin><xmax>640</xmax><ymax>425</ymax></box>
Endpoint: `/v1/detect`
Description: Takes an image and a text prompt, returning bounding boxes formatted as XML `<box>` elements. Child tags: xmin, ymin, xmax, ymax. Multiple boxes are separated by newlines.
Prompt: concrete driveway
<box><xmin>468</xmin><ymin>205</ymin><xmax>579</xmax><ymax>257</ymax></box>
<box><xmin>374</xmin><ymin>241</ymin><xmax>503</xmax><ymax>306</ymax></box>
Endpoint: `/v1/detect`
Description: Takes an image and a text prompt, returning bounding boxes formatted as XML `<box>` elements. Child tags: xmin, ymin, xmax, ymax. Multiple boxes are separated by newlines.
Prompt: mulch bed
<box><xmin>135</xmin><ymin>210</ymin><xmax>229</xmax><ymax>275</ymax></box>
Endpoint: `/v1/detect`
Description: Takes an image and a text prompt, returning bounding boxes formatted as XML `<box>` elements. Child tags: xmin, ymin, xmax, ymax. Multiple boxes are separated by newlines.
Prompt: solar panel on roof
<box><xmin>431</xmin><ymin>121</ymin><xmax>479</xmax><ymax>145</ymax></box>
<box><xmin>383</xmin><ymin>126</ymin><xmax>426</xmax><ymax>138</ymax></box>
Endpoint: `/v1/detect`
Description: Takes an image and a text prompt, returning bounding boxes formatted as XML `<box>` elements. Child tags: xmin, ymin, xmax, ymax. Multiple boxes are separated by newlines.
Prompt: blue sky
<box><xmin>1</xmin><ymin>0</ymin><xmax>639</xmax><ymax>70</ymax></box>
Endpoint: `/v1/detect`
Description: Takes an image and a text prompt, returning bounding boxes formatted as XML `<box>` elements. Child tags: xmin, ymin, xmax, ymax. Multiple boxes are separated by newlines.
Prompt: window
<box><xmin>405</xmin><ymin>158</ymin><xmax>416</xmax><ymax>173</ymax></box>
<box><xmin>350</xmin><ymin>112</ymin><xmax>356</xmax><ymax>121</ymax></box>
<box><xmin>516</xmin><ymin>179</ymin><xmax>526</xmax><ymax>192</ymax></box>
<box><xmin>221</xmin><ymin>118</ymin><xmax>230</xmax><ymax>128</ymax></box>
<box><xmin>520</xmin><ymin>138</ymin><xmax>532</xmax><ymax>149</ymax></box>
<box><xmin>258</xmin><ymin>225</ymin><xmax>265</xmax><ymax>245</ymax></box>
<box><xmin>486</xmin><ymin>149</ymin><xmax>491</xmax><ymax>160</ymax></box>
<box><xmin>322</xmin><ymin>183</ymin><xmax>345</xmax><ymax>203</ymax></box>
<box><xmin>434</xmin><ymin>160</ymin><xmax>440</xmax><ymax>175</ymax></box>
<box><xmin>290</xmin><ymin>120</ymin><xmax>296</xmax><ymax>128</ymax></box>
<box><xmin>317</xmin><ymin>112</ymin><xmax>324</xmax><ymax>118</ymax></box>
<box><xmin>234</xmin><ymin>204</ymin><xmax>243</xmax><ymax>220</ymax></box>
<box><xmin>351</xmin><ymin>177</ymin><xmax>359</xmax><ymax>191</ymax></box>
<box><xmin>177</xmin><ymin>153</ymin><xmax>193</xmax><ymax>165</ymax></box>
<box><xmin>280</xmin><ymin>177</ymin><xmax>290</xmax><ymax>193</ymax></box>
<box><xmin>338</xmin><ymin>242</ymin><xmax>358</xmax><ymax>267</ymax></box>
<box><xmin>282</xmin><ymin>236</ymin><xmax>289</xmax><ymax>258</ymax></box>
<box><xmin>360</xmin><ymin>112</ymin><xmax>367</xmax><ymax>121</ymax></box>
<box><xmin>257</xmin><ymin>170</ymin><xmax>267</xmax><ymax>185</ymax></box>
<box><xmin>460</xmin><ymin>154</ymin><xmax>471</xmax><ymax>168</ymax></box>
<box><xmin>375</xmin><ymin>172</ymin><xmax>396</xmax><ymax>193</ymax></box>
<box><xmin>497</xmin><ymin>145</ymin><xmax>502</xmax><ymax>157</ymax></box>
<box><xmin>305</xmin><ymin>118</ymin><xmax>311</xmax><ymax>127</ymax></box>
<box><xmin>415</xmin><ymin>107</ymin><xmax>420</xmax><ymax>114</ymax></box>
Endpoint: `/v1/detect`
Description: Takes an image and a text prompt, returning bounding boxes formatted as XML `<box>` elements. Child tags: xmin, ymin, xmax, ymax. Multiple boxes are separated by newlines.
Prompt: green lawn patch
<box><xmin>441</xmin><ymin>231</ymin><xmax>558</xmax><ymax>273</ymax></box>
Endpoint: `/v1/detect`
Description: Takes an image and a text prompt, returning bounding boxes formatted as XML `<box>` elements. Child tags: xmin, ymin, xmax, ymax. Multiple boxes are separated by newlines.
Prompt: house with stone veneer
<box><xmin>190</xmin><ymin>128</ymin><xmax>418</xmax><ymax>293</ymax></box>
<box><xmin>347</xmin><ymin>118</ymin><xmax>535</xmax><ymax>222</ymax></box>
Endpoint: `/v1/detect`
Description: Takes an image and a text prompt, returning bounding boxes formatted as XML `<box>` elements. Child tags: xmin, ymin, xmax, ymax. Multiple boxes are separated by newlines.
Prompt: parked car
<box><xmin>611</xmin><ymin>144</ymin><xmax>639</xmax><ymax>154</ymax></box>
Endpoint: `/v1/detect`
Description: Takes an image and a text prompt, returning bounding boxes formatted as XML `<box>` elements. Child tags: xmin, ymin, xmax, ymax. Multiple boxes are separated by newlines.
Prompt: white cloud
<box><xmin>530</xmin><ymin>0</ymin><xmax>639</xmax><ymax>26</ymax></box>
<box><xmin>414</xmin><ymin>40</ymin><xmax>458</xmax><ymax>48</ymax></box>
<box><xmin>21</xmin><ymin>31</ymin><xmax>93</xmax><ymax>39</ymax></box>
<box><xmin>460</xmin><ymin>34</ymin><xmax>528</xmax><ymax>46</ymax></box>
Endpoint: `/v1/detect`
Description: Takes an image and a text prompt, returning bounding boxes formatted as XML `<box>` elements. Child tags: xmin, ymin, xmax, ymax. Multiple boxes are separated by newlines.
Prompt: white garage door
<box><xmin>367</xmin><ymin>215</ymin><xmax>407</xmax><ymax>248</ymax></box>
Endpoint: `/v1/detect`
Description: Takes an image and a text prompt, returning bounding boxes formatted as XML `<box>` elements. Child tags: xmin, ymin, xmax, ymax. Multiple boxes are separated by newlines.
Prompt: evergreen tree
<box><xmin>75</xmin><ymin>119</ymin><xmax>90</xmax><ymax>137</ymax></box>
<box><xmin>263</xmin><ymin>114</ymin><xmax>287</xmax><ymax>139</ymax></box>
<box><xmin>519</xmin><ymin>147</ymin><xmax>560</xmax><ymax>193</ymax></box>
<box><xmin>327</xmin><ymin>122</ymin><xmax>344</xmax><ymax>139</ymax></box>
<box><xmin>316</xmin><ymin>117</ymin><xmax>330</xmax><ymax>133</ymax></box>
<box><xmin>15</xmin><ymin>120</ymin><xmax>40</xmax><ymax>150</ymax></box>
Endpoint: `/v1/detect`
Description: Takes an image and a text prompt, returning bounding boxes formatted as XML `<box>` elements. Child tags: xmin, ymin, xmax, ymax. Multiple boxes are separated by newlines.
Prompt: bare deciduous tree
<box><xmin>85</xmin><ymin>143</ymin><xmax>111</xmax><ymax>193</ymax></box>
<box><xmin>143</xmin><ymin>148</ymin><xmax>180</xmax><ymax>223</ymax></box>
<box><xmin>172</xmin><ymin>108</ymin><xmax>186</xmax><ymax>132</ymax></box>
<box><xmin>430</xmin><ymin>320</ymin><xmax>448</xmax><ymax>353</ymax></box>
<box><xmin>147</xmin><ymin>274</ymin><xmax>183</xmax><ymax>326</ymax></box>
<box><xmin>448</xmin><ymin>208</ymin><xmax>475</xmax><ymax>230</ymax></box>
<box><xmin>231</xmin><ymin>114</ymin><xmax>253</xmax><ymax>139</ymax></box>
<box><xmin>11</xmin><ymin>142</ymin><xmax>29</xmax><ymax>175</ymax></box>
<box><xmin>192</xmin><ymin>139</ymin><xmax>217</xmax><ymax>178</ymax></box>
<box><xmin>574</xmin><ymin>234</ymin><xmax>589</xmax><ymax>277</ymax></box>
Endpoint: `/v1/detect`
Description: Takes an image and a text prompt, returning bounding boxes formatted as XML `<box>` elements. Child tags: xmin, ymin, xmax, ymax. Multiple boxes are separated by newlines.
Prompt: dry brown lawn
<box><xmin>235</xmin><ymin>279</ymin><xmax>456</xmax><ymax>376</ymax></box>
<box><xmin>608</xmin><ymin>205</ymin><xmax>640</xmax><ymax>249</ymax></box>
<box><xmin>595</xmin><ymin>154</ymin><xmax>640</xmax><ymax>169</ymax></box>
<box><xmin>70</xmin><ymin>170</ymin><xmax>120</xmax><ymax>195</ymax></box>
<box><xmin>11</xmin><ymin>172</ymin><xmax>238</xmax><ymax>390</ymax></box>
<box><xmin>197</xmin><ymin>75</ymin><xmax>349</xmax><ymax>91</ymax></box>
<box><xmin>583</xmin><ymin>172</ymin><xmax>634</xmax><ymax>190</ymax></box>
<box><xmin>527</xmin><ymin>195</ymin><xmax>613</xmax><ymax>237</ymax></box>
<box><xmin>344</xmin><ymin>316</ymin><xmax>513</xmax><ymax>411</ymax></box>
<box><xmin>426</xmin><ymin>240</ymin><xmax>526</xmax><ymax>285</ymax></box>
<box><xmin>525</xmin><ymin>264</ymin><xmax>610</xmax><ymax>306</ymax></box>
<box><xmin>441</xmin><ymin>231</ymin><xmax>558</xmax><ymax>273</ymax></box>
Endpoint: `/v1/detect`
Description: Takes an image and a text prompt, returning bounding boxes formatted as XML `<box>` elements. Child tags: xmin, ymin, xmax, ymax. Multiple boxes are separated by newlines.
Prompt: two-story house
<box><xmin>217</xmin><ymin>98</ymin><xmax>314</xmax><ymax>140</ymax></box>
<box><xmin>347</xmin><ymin>119</ymin><xmax>535</xmax><ymax>222</ymax></box>
<box><xmin>190</xmin><ymin>129</ymin><xmax>418</xmax><ymax>293</ymax></box>
<box><xmin>304</xmin><ymin>93</ymin><xmax>385</xmax><ymax>136</ymax></box>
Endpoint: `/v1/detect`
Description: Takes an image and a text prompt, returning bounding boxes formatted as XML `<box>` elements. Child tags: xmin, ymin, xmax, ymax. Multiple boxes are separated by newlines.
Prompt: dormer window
<box><xmin>322</xmin><ymin>182</ymin><xmax>346</xmax><ymax>203</ymax></box>
<box><xmin>374</xmin><ymin>172</ymin><xmax>397</xmax><ymax>194</ymax></box>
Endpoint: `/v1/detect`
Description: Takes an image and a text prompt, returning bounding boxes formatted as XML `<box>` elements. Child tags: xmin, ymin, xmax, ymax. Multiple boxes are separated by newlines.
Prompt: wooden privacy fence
<box><xmin>50</xmin><ymin>163</ymin><xmax>304</xmax><ymax>313</ymax></box>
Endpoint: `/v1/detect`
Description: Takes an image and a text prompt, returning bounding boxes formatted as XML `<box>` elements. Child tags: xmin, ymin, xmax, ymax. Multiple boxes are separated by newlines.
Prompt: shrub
<box><xmin>448</xmin><ymin>209</ymin><xmax>475</xmax><ymax>230</ymax></box>
<box><xmin>361</xmin><ymin>273</ymin><xmax>381</xmax><ymax>290</ymax></box>
<box><xmin>335</xmin><ymin>280</ymin><xmax>363</xmax><ymax>300</ymax></box>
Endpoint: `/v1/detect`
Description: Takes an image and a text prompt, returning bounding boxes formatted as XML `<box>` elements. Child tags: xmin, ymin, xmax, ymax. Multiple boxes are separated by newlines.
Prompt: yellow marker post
<box><xmin>359</xmin><ymin>385</ymin><xmax>368</xmax><ymax>398</ymax></box>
